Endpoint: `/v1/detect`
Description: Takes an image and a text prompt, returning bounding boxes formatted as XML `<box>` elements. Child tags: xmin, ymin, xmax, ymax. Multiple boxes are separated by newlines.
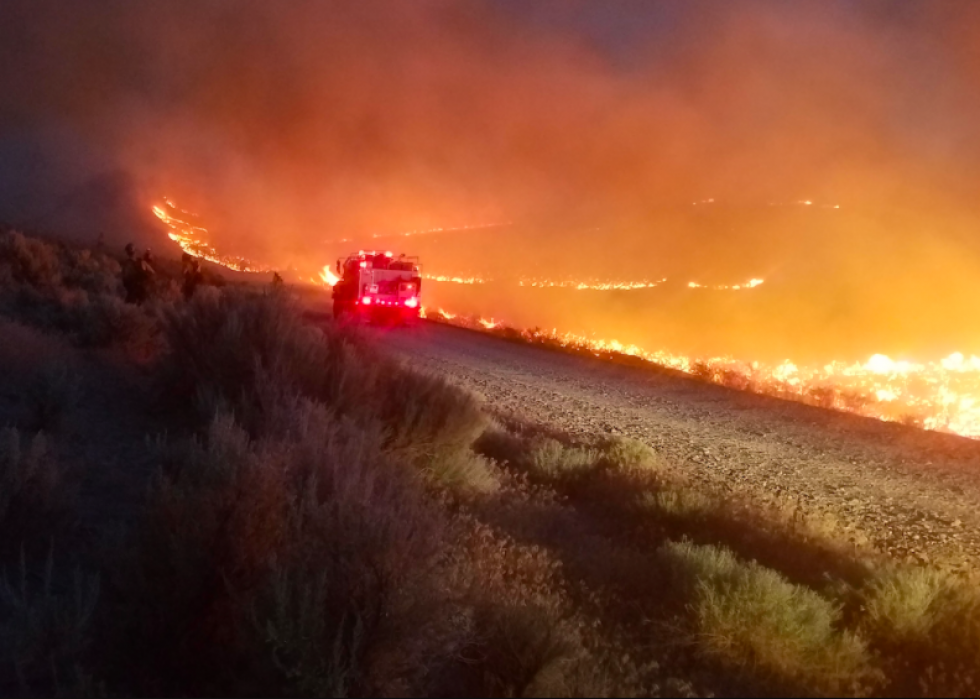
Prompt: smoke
<box><xmin>2</xmin><ymin>0</ymin><xmax>980</xmax><ymax>360</ymax></box>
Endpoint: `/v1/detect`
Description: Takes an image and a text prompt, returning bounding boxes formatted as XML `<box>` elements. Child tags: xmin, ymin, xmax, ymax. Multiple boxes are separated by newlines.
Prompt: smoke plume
<box><xmin>2</xmin><ymin>0</ymin><xmax>980</xmax><ymax>360</ymax></box>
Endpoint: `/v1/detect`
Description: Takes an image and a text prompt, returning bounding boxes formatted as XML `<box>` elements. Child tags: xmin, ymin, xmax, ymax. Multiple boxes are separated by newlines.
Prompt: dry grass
<box><xmin>103</xmin><ymin>406</ymin><xmax>466</xmax><ymax>696</ymax></box>
<box><xmin>441</xmin><ymin>518</ymin><xmax>620</xmax><ymax>697</ymax></box>
<box><xmin>0</xmin><ymin>549</ymin><xmax>100</xmax><ymax>696</ymax></box>
<box><xmin>0</xmin><ymin>228</ymin><xmax>164</xmax><ymax>357</ymax></box>
<box><xmin>859</xmin><ymin>564</ymin><xmax>980</xmax><ymax>696</ymax></box>
<box><xmin>660</xmin><ymin>540</ymin><xmax>874</xmax><ymax>696</ymax></box>
<box><xmin>25</xmin><ymin>362</ymin><xmax>82</xmax><ymax>433</ymax></box>
<box><xmin>160</xmin><ymin>288</ymin><xmax>496</xmax><ymax>494</ymax></box>
<box><xmin>0</xmin><ymin>429</ymin><xmax>76</xmax><ymax>565</ymax></box>
<box><xmin>598</xmin><ymin>435</ymin><xmax>663</xmax><ymax>472</ymax></box>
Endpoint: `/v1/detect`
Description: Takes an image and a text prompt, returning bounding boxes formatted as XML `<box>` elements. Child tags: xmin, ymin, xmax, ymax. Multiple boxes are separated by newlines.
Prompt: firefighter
<box><xmin>122</xmin><ymin>243</ymin><xmax>148</xmax><ymax>305</ymax></box>
<box><xmin>181</xmin><ymin>253</ymin><xmax>203</xmax><ymax>299</ymax></box>
<box><xmin>272</xmin><ymin>271</ymin><xmax>284</xmax><ymax>288</ymax></box>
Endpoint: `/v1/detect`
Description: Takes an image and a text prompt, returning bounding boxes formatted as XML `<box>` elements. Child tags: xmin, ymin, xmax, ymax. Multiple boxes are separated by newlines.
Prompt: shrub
<box><xmin>425</xmin><ymin>450</ymin><xmax>500</xmax><ymax>495</ymax></box>
<box><xmin>442</xmin><ymin>519</ymin><xmax>604</xmax><ymax>697</ymax></box>
<box><xmin>25</xmin><ymin>362</ymin><xmax>82</xmax><ymax>433</ymax></box>
<box><xmin>659</xmin><ymin>540</ymin><xmax>872</xmax><ymax>695</ymax></box>
<box><xmin>599</xmin><ymin>436</ymin><xmax>661</xmax><ymax>472</ymax></box>
<box><xmin>160</xmin><ymin>289</ymin><xmax>490</xmax><ymax>488</ymax></box>
<box><xmin>860</xmin><ymin>565</ymin><xmax>980</xmax><ymax>695</ymax></box>
<box><xmin>640</xmin><ymin>488</ymin><xmax>712</xmax><ymax>521</ymax></box>
<box><xmin>0</xmin><ymin>229</ymin><xmax>163</xmax><ymax>355</ymax></box>
<box><xmin>527</xmin><ymin>437</ymin><xmax>599</xmax><ymax>479</ymax></box>
<box><xmin>374</xmin><ymin>368</ymin><xmax>489</xmax><ymax>469</ymax></box>
<box><xmin>104</xmin><ymin>406</ymin><xmax>467</xmax><ymax>696</ymax></box>
<box><xmin>70</xmin><ymin>293</ymin><xmax>163</xmax><ymax>356</ymax></box>
<box><xmin>0</xmin><ymin>549</ymin><xmax>100</xmax><ymax>696</ymax></box>
<box><xmin>0</xmin><ymin>429</ymin><xmax>75</xmax><ymax>563</ymax></box>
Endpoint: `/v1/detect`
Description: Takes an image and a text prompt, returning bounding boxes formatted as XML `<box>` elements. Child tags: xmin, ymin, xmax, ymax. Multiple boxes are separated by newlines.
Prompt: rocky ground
<box><xmin>390</xmin><ymin>320</ymin><xmax>980</xmax><ymax>571</ymax></box>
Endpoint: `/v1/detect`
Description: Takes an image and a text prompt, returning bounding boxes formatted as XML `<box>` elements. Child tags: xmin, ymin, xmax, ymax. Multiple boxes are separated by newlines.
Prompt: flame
<box><xmin>152</xmin><ymin>201</ymin><xmax>275</xmax><ymax>273</ymax></box>
<box><xmin>687</xmin><ymin>278</ymin><xmax>765</xmax><ymax>290</ymax></box>
<box><xmin>153</xmin><ymin>199</ymin><xmax>342</xmax><ymax>286</ymax></box>
<box><xmin>425</xmin><ymin>310</ymin><xmax>980</xmax><ymax>439</ymax></box>
<box><xmin>424</xmin><ymin>274</ymin><xmax>487</xmax><ymax>285</ymax></box>
<box><xmin>425</xmin><ymin>275</ymin><xmax>763</xmax><ymax>291</ymax></box>
<box><xmin>518</xmin><ymin>277</ymin><xmax>668</xmax><ymax>290</ymax></box>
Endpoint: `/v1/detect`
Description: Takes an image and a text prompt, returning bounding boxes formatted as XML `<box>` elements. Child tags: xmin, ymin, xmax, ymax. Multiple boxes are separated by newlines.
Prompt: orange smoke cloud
<box><xmin>4</xmin><ymin>1</ymin><xmax>980</xmax><ymax>367</ymax></box>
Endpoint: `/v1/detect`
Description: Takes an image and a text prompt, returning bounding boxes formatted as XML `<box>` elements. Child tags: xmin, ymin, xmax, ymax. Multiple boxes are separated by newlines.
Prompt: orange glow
<box><xmin>369</xmin><ymin>221</ymin><xmax>513</xmax><ymax>240</ymax></box>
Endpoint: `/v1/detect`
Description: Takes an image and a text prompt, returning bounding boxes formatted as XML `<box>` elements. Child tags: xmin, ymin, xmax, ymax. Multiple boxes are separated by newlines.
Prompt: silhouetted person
<box><xmin>122</xmin><ymin>244</ymin><xmax>154</xmax><ymax>305</ymax></box>
<box><xmin>122</xmin><ymin>243</ymin><xmax>141</xmax><ymax>304</ymax></box>
<box><xmin>182</xmin><ymin>253</ymin><xmax>203</xmax><ymax>299</ymax></box>
<box><xmin>272</xmin><ymin>271</ymin><xmax>284</xmax><ymax>288</ymax></box>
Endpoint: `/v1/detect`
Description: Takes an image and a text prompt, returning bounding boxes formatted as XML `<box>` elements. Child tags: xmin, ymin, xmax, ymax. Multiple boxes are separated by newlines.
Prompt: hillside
<box><xmin>1</xmin><ymin>228</ymin><xmax>979</xmax><ymax>697</ymax></box>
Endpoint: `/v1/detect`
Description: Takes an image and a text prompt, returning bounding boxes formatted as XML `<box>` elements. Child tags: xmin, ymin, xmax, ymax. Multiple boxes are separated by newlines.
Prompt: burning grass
<box><xmin>425</xmin><ymin>310</ymin><xmax>980</xmax><ymax>440</ymax></box>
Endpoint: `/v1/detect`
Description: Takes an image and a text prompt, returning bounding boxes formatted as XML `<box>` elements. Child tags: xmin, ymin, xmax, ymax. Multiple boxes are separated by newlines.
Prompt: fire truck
<box><xmin>331</xmin><ymin>250</ymin><xmax>422</xmax><ymax>324</ymax></box>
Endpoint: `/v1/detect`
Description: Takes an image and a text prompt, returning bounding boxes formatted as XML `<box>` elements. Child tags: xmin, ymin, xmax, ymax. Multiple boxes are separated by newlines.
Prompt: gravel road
<box><xmin>389</xmin><ymin>320</ymin><xmax>980</xmax><ymax>569</ymax></box>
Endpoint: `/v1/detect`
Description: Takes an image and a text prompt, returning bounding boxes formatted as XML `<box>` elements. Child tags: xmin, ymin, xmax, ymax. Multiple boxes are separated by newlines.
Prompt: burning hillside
<box><xmin>149</xmin><ymin>195</ymin><xmax>980</xmax><ymax>440</ymax></box>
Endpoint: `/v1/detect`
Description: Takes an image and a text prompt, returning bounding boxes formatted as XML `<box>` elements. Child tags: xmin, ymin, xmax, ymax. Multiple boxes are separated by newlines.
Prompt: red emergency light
<box><xmin>361</xmin><ymin>296</ymin><xmax>373</xmax><ymax>305</ymax></box>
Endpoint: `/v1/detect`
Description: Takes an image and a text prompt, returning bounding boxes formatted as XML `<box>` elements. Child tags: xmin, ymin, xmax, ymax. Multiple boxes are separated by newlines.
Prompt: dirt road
<box><xmin>389</xmin><ymin>320</ymin><xmax>980</xmax><ymax>569</ymax></box>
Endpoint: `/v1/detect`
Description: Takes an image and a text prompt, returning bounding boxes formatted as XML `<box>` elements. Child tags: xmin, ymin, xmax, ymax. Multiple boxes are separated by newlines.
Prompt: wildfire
<box><xmin>152</xmin><ymin>201</ymin><xmax>275</xmax><ymax>273</ymax></box>
<box><xmin>425</xmin><ymin>275</ymin><xmax>763</xmax><ymax>291</ymax></box>
<box><xmin>153</xmin><ymin>199</ymin><xmax>345</xmax><ymax>286</ymax></box>
<box><xmin>687</xmin><ymin>278</ymin><xmax>765</xmax><ymax>290</ymax></box>
<box><xmin>518</xmin><ymin>278</ymin><xmax>668</xmax><ymax>290</ymax></box>
<box><xmin>424</xmin><ymin>309</ymin><xmax>980</xmax><ymax>439</ymax></box>
<box><xmin>424</xmin><ymin>274</ymin><xmax>487</xmax><ymax>285</ymax></box>
<box><xmin>150</xmin><ymin>197</ymin><xmax>980</xmax><ymax>439</ymax></box>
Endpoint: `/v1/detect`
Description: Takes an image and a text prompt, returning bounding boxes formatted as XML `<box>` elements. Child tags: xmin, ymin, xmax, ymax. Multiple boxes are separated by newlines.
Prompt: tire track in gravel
<box><xmin>388</xmin><ymin>321</ymin><xmax>980</xmax><ymax>570</ymax></box>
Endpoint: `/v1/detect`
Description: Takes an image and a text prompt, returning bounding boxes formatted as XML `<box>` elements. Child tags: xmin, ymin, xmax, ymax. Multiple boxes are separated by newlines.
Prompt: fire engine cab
<box><xmin>331</xmin><ymin>250</ymin><xmax>422</xmax><ymax>324</ymax></box>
